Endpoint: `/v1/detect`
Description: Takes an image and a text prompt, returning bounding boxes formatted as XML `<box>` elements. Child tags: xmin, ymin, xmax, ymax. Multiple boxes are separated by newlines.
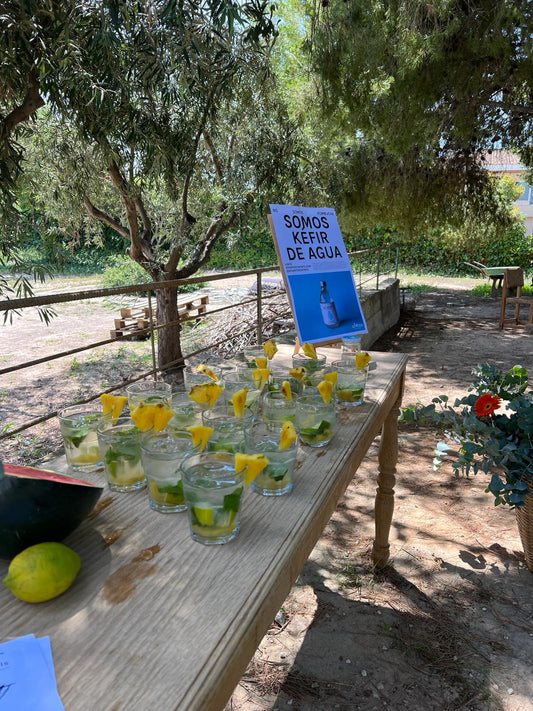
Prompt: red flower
<box><xmin>474</xmin><ymin>393</ymin><xmax>501</xmax><ymax>418</ymax></box>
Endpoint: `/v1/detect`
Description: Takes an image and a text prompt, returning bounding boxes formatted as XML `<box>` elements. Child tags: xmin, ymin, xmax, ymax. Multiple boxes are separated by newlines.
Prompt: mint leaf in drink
<box><xmin>104</xmin><ymin>429</ymin><xmax>140</xmax><ymax>475</ymax></box>
<box><xmin>268</xmin><ymin>463</ymin><xmax>289</xmax><ymax>481</ymax></box>
<box><xmin>300</xmin><ymin>420</ymin><xmax>330</xmax><ymax>437</ymax></box>
<box><xmin>224</xmin><ymin>487</ymin><xmax>243</xmax><ymax>512</ymax></box>
<box><xmin>157</xmin><ymin>480</ymin><xmax>183</xmax><ymax>496</ymax></box>
<box><xmin>68</xmin><ymin>430</ymin><xmax>89</xmax><ymax>448</ymax></box>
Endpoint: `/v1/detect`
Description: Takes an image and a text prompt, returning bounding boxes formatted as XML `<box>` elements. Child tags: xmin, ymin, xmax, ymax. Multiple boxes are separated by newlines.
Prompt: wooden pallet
<box><xmin>110</xmin><ymin>295</ymin><xmax>209</xmax><ymax>340</ymax></box>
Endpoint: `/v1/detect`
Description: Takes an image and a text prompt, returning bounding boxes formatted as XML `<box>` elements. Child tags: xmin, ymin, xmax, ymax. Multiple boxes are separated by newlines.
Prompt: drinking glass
<box><xmin>126</xmin><ymin>381</ymin><xmax>172</xmax><ymax>411</ymax></box>
<box><xmin>331</xmin><ymin>360</ymin><xmax>368</xmax><ymax>406</ymax></box>
<box><xmin>181</xmin><ymin>451</ymin><xmax>244</xmax><ymax>545</ymax></box>
<box><xmin>341</xmin><ymin>335</ymin><xmax>362</xmax><ymax>358</ymax></box>
<box><xmin>97</xmin><ymin>417</ymin><xmax>146</xmax><ymax>492</ymax></box>
<box><xmin>262</xmin><ymin>391</ymin><xmax>296</xmax><ymax>426</ymax></box>
<box><xmin>183</xmin><ymin>364</ymin><xmax>222</xmax><ymax>389</ymax></box>
<box><xmin>242</xmin><ymin>345</ymin><xmax>269</xmax><ymax>369</ymax></box>
<box><xmin>246</xmin><ymin>422</ymin><xmax>297</xmax><ymax>496</ymax></box>
<box><xmin>301</xmin><ymin>365</ymin><xmax>338</xmax><ymax>393</ymax></box>
<box><xmin>221</xmin><ymin>375</ymin><xmax>262</xmax><ymax>416</ymax></box>
<box><xmin>167</xmin><ymin>388</ymin><xmax>203</xmax><ymax>433</ymax></box>
<box><xmin>141</xmin><ymin>431</ymin><xmax>197</xmax><ymax>513</ymax></box>
<box><xmin>58</xmin><ymin>405</ymin><xmax>103</xmax><ymax>472</ymax></box>
<box><xmin>202</xmin><ymin>406</ymin><xmax>254</xmax><ymax>453</ymax></box>
<box><xmin>267</xmin><ymin>366</ymin><xmax>304</xmax><ymax>396</ymax></box>
<box><xmin>295</xmin><ymin>394</ymin><xmax>336</xmax><ymax>448</ymax></box>
<box><xmin>291</xmin><ymin>352</ymin><xmax>327</xmax><ymax>386</ymax></box>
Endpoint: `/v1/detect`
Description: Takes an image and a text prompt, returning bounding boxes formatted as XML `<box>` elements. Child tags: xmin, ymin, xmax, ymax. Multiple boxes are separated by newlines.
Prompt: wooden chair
<box><xmin>499</xmin><ymin>267</ymin><xmax>533</xmax><ymax>329</ymax></box>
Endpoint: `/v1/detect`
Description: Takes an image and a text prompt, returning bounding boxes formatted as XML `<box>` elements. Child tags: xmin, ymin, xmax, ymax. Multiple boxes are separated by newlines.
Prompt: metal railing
<box><xmin>0</xmin><ymin>247</ymin><xmax>398</xmax><ymax>444</ymax></box>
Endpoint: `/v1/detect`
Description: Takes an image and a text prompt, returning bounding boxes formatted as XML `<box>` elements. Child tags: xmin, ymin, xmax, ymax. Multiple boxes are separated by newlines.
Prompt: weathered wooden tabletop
<box><xmin>1</xmin><ymin>347</ymin><xmax>407</xmax><ymax>711</ymax></box>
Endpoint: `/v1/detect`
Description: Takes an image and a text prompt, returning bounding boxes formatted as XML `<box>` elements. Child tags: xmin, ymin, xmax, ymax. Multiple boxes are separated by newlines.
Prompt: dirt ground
<box><xmin>1</xmin><ymin>275</ymin><xmax>533</xmax><ymax>710</ymax></box>
<box><xmin>224</xmin><ymin>284</ymin><xmax>533</xmax><ymax>711</ymax></box>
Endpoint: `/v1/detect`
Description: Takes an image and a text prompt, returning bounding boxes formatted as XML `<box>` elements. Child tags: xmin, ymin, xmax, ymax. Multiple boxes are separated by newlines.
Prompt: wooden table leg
<box><xmin>372</xmin><ymin>403</ymin><xmax>400</xmax><ymax>567</ymax></box>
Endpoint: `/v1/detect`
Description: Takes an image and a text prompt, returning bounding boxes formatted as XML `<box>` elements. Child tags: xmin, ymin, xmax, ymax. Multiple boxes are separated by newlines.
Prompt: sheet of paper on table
<box><xmin>0</xmin><ymin>634</ymin><xmax>64</xmax><ymax>711</ymax></box>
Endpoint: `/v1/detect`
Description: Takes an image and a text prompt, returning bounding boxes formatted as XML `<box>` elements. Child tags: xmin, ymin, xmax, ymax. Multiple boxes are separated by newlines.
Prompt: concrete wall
<box><xmin>358</xmin><ymin>278</ymin><xmax>400</xmax><ymax>349</ymax></box>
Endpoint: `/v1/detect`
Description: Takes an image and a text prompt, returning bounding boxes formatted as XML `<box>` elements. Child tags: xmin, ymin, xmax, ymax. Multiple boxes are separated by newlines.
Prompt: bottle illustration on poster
<box><xmin>268</xmin><ymin>204</ymin><xmax>368</xmax><ymax>345</ymax></box>
<box><xmin>319</xmin><ymin>280</ymin><xmax>340</xmax><ymax>329</ymax></box>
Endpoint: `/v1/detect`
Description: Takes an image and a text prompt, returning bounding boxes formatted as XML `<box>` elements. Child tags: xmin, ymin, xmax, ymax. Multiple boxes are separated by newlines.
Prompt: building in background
<box><xmin>483</xmin><ymin>150</ymin><xmax>533</xmax><ymax>236</ymax></box>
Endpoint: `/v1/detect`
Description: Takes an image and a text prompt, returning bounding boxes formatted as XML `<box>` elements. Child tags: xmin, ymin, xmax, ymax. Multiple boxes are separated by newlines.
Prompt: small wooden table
<box><xmin>1</xmin><ymin>349</ymin><xmax>407</xmax><ymax>711</ymax></box>
<box><xmin>484</xmin><ymin>266</ymin><xmax>518</xmax><ymax>294</ymax></box>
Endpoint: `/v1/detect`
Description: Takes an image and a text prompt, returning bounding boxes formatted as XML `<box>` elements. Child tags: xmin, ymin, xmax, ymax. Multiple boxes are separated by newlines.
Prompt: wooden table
<box><xmin>483</xmin><ymin>266</ymin><xmax>518</xmax><ymax>293</ymax></box>
<box><xmin>1</xmin><ymin>349</ymin><xmax>407</xmax><ymax>711</ymax></box>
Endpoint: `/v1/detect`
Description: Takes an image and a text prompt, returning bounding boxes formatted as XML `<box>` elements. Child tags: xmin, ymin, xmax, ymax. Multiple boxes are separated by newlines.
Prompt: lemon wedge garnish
<box><xmin>302</xmin><ymin>343</ymin><xmax>317</xmax><ymax>359</ymax></box>
<box><xmin>281</xmin><ymin>380</ymin><xmax>292</xmax><ymax>401</ymax></box>
<box><xmin>324</xmin><ymin>371</ymin><xmax>338</xmax><ymax>386</ymax></box>
<box><xmin>317</xmin><ymin>380</ymin><xmax>333</xmax><ymax>404</ymax></box>
<box><xmin>356</xmin><ymin>352</ymin><xmax>372</xmax><ymax>369</ymax></box>
<box><xmin>198</xmin><ymin>364</ymin><xmax>219</xmax><ymax>381</ymax></box>
<box><xmin>101</xmin><ymin>393</ymin><xmax>128</xmax><ymax>421</ymax></box>
<box><xmin>263</xmin><ymin>340</ymin><xmax>278</xmax><ymax>360</ymax></box>
<box><xmin>234</xmin><ymin>453</ymin><xmax>270</xmax><ymax>488</ymax></box>
<box><xmin>289</xmin><ymin>367</ymin><xmax>305</xmax><ymax>381</ymax></box>
<box><xmin>131</xmin><ymin>402</ymin><xmax>174</xmax><ymax>432</ymax></box>
<box><xmin>279</xmin><ymin>421</ymin><xmax>297</xmax><ymax>451</ymax></box>
<box><xmin>187</xmin><ymin>425</ymin><xmax>214</xmax><ymax>451</ymax></box>
<box><xmin>252</xmin><ymin>367</ymin><xmax>270</xmax><ymax>390</ymax></box>
<box><xmin>231</xmin><ymin>387</ymin><xmax>249</xmax><ymax>418</ymax></box>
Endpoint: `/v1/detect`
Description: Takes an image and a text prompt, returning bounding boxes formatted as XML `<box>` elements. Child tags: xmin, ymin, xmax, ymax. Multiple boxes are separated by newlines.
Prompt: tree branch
<box><xmin>203</xmin><ymin>129</ymin><xmax>224</xmax><ymax>182</ymax></box>
<box><xmin>83</xmin><ymin>198</ymin><xmax>131</xmax><ymax>239</ymax></box>
<box><xmin>134</xmin><ymin>195</ymin><xmax>153</xmax><ymax>242</ymax></box>
<box><xmin>177</xmin><ymin>207</ymin><xmax>240</xmax><ymax>279</ymax></box>
<box><xmin>107</xmin><ymin>160</ymin><xmax>154</xmax><ymax>263</ymax></box>
<box><xmin>167</xmin><ymin>92</ymin><xmax>220</xmax><ymax>275</ymax></box>
<box><xmin>2</xmin><ymin>69</ymin><xmax>45</xmax><ymax>137</ymax></box>
<box><xmin>484</xmin><ymin>101</ymin><xmax>533</xmax><ymax>117</ymax></box>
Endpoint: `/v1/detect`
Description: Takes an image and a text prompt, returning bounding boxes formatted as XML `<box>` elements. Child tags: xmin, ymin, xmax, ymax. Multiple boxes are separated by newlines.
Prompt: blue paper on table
<box><xmin>0</xmin><ymin>634</ymin><xmax>64</xmax><ymax>710</ymax></box>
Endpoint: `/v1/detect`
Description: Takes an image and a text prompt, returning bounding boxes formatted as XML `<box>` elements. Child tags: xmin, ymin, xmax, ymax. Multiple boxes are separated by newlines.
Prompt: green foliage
<box><xmin>100</xmin><ymin>255</ymin><xmax>204</xmax><ymax>293</ymax></box>
<box><xmin>307</xmin><ymin>0</ymin><xmax>533</xmax><ymax>232</ymax></box>
<box><xmin>472</xmin><ymin>283</ymin><xmax>533</xmax><ymax>296</ymax></box>
<box><xmin>344</xmin><ymin>180</ymin><xmax>530</xmax><ymax>275</ymax></box>
<box><xmin>400</xmin><ymin>364</ymin><xmax>533</xmax><ymax>507</ymax></box>
<box><xmin>208</xmin><ymin>209</ymin><xmax>278</xmax><ymax>269</ymax></box>
<box><xmin>0</xmin><ymin>1</ymin><xmax>310</xmax><ymax>372</ymax></box>
<box><xmin>100</xmin><ymin>256</ymin><xmax>152</xmax><ymax>289</ymax></box>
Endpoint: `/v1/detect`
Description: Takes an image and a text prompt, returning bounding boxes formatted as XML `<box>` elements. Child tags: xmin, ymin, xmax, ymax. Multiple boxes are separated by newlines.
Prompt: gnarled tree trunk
<box><xmin>155</xmin><ymin>285</ymin><xmax>184</xmax><ymax>384</ymax></box>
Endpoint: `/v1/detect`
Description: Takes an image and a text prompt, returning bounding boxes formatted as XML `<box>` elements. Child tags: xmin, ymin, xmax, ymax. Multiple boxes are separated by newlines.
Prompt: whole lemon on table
<box><xmin>3</xmin><ymin>542</ymin><xmax>81</xmax><ymax>603</ymax></box>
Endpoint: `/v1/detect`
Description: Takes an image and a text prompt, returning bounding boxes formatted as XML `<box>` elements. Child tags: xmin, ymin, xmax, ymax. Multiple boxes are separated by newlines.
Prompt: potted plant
<box><xmin>401</xmin><ymin>363</ymin><xmax>533</xmax><ymax>570</ymax></box>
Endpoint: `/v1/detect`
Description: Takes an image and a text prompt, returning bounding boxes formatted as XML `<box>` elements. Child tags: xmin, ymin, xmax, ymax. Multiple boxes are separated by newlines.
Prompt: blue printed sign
<box><xmin>269</xmin><ymin>204</ymin><xmax>367</xmax><ymax>345</ymax></box>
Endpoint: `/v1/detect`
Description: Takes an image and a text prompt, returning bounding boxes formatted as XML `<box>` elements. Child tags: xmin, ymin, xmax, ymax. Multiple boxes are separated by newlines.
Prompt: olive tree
<box><xmin>1</xmin><ymin>1</ymin><xmax>302</xmax><ymax>373</ymax></box>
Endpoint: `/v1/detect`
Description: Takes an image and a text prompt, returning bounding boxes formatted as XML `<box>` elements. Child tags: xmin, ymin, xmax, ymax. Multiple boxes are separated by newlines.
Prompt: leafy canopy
<box><xmin>306</xmin><ymin>0</ymin><xmax>533</xmax><ymax>231</ymax></box>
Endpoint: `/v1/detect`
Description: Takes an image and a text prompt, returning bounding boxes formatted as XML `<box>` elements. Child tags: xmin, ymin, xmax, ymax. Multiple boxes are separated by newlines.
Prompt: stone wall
<box><xmin>358</xmin><ymin>278</ymin><xmax>400</xmax><ymax>349</ymax></box>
